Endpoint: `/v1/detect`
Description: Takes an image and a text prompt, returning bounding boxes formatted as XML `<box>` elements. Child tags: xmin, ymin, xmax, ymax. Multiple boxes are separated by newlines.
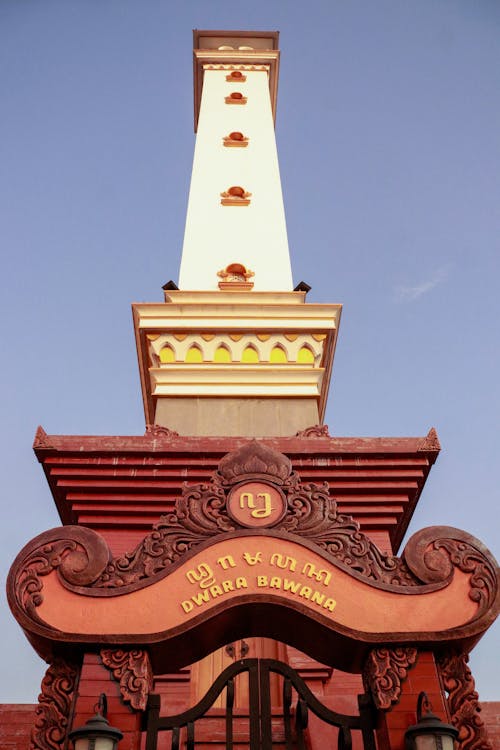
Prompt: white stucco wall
<box><xmin>179</xmin><ymin>69</ymin><xmax>293</xmax><ymax>290</ymax></box>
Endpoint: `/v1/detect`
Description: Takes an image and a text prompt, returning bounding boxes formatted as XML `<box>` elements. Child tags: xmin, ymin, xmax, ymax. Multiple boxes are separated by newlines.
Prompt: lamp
<box><xmin>405</xmin><ymin>692</ymin><xmax>458</xmax><ymax>750</ymax></box>
<box><xmin>69</xmin><ymin>694</ymin><xmax>123</xmax><ymax>750</ymax></box>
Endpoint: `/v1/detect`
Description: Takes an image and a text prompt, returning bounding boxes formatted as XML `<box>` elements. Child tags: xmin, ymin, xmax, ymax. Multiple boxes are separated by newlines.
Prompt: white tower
<box><xmin>180</xmin><ymin>31</ymin><xmax>292</xmax><ymax>290</ymax></box>
<box><xmin>132</xmin><ymin>31</ymin><xmax>341</xmax><ymax>436</ymax></box>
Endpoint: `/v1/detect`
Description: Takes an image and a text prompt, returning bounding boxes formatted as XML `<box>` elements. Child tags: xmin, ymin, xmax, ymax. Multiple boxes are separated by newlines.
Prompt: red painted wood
<box><xmin>35</xmin><ymin>431</ymin><xmax>437</xmax><ymax>553</ymax></box>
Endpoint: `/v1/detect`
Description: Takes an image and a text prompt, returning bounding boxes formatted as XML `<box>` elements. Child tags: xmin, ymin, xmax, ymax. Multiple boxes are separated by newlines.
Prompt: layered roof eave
<box><xmin>33</xmin><ymin>426</ymin><xmax>440</xmax><ymax>554</ymax></box>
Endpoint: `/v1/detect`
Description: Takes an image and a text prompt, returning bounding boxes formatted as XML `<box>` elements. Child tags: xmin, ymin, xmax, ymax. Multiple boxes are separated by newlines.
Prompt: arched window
<box><xmin>214</xmin><ymin>345</ymin><xmax>231</xmax><ymax>363</ymax></box>
<box><xmin>270</xmin><ymin>345</ymin><xmax>288</xmax><ymax>364</ymax></box>
<box><xmin>298</xmin><ymin>345</ymin><xmax>315</xmax><ymax>364</ymax></box>
<box><xmin>242</xmin><ymin>345</ymin><xmax>259</xmax><ymax>363</ymax></box>
<box><xmin>185</xmin><ymin>345</ymin><xmax>203</xmax><ymax>363</ymax></box>
<box><xmin>159</xmin><ymin>345</ymin><xmax>175</xmax><ymax>363</ymax></box>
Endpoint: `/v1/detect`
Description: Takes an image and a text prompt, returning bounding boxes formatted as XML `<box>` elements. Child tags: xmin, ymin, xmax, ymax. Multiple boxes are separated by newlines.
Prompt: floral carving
<box><xmin>145</xmin><ymin>424</ymin><xmax>179</xmax><ymax>438</ymax></box>
<box><xmin>362</xmin><ymin>647</ymin><xmax>417</xmax><ymax>710</ymax></box>
<box><xmin>437</xmin><ymin>651</ymin><xmax>493</xmax><ymax>750</ymax></box>
<box><xmin>295</xmin><ymin>425</ymin><xmax>331</xmax><ymax>438</ymax></box>
<box><xmin>30</xmin><ymin>658</ymin><xmax>79</xmax><ymax>750</ymax></box>
<box><xmin>101</xmin><ymin>649</ymin><xmax>152</xmax><ymax>711</ymax></box>
<box><xmin>217</xmin><ymin>440</ymin><xmax>292</xmax><ymax>485</ymax></box>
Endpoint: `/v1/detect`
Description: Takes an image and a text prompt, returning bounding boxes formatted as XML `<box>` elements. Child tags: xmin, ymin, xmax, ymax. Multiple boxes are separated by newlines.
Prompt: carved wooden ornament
<box><xmin>30</xmin><ymin>658</ymin><xmax>79</xmax><ymax>750</ymax></box>
<box><xmin>101</xmin><ymin>649</ymin><xmax>153</xmax><ymax>711</ymax></box>
<box><xmin>362</xmin><ymin>647</ymin><xmax>417</xmax><ymax>710</ymax></box>
<box><xmin>438</xmin><ymin>650</ymin><xmax>493</xmax><ymax>750</ymax></box>
<box><xmin>7</xmin><ymin>441</ymin><xmax>499</xmax><ymax>673</ymax></box>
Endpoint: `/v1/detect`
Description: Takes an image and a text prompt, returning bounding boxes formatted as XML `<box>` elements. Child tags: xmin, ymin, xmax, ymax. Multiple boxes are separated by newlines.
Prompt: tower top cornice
<box><xmin>193</xmin><ymin>29</ymin><xmax>280</xmax><ymax>131</ymax></box>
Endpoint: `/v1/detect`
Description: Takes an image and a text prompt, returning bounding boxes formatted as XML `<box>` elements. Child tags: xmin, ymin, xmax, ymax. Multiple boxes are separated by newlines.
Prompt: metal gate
<box><xmin>145</xmin><ymin>659</ymin><xmax>376</xmax><ymax>750</ymax></box>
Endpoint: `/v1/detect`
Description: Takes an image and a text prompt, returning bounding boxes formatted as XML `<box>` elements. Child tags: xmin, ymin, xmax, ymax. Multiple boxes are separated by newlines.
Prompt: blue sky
<box><xmin>1</xmin><ymin>1</ymin><xmax>499</xmax><ymax>702</ymax></box>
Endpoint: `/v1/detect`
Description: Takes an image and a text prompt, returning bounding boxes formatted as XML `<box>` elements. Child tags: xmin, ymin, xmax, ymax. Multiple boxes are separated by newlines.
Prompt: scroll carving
<box><xmin>437</xmin><ymin>651</ymin><xmax>493</xmax><ymax>750</ymax></box>
<box><xmin>10</xmin><ymin>526</ymin><xmax>110</xmax><ymax>617</ymax></box>
<box><xmin>30</xmin><ymin>658</ymin><xmax>79</xmax><ymax>750</ymax></box>
<box><xmin>101</xmin><ymin>649</ymin><xmax>152</xmax><ymax>711</ymax></box>
<box><xmin>362</xmin><ymin>647</ymin><xmax>417</xmax><ymax>709</ymax></box>
<box><xmin>404</xmin><ymin>527</ymin><xmax>498</xmax><ymax>614</ymax></box>
<box><xmin>295</xmin><ymin>424</ymin><xmax>331</xmax><ymax>438</ymax></box>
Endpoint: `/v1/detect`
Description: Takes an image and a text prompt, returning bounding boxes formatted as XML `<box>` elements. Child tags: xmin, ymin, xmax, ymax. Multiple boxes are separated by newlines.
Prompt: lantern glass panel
<box><xmin>94</xmin><ymin>737</ymin><xmax>116</xmax><ymax>750</ymax></box>
<box><xmin>414</xmin><ymin>736</ymin><xmax>437</xmax><ymax>750</ymax></box>
<box><xmin>414</xmin><ymin>735</ymin><xmax>455</xmax><ymax>750</ymax></box>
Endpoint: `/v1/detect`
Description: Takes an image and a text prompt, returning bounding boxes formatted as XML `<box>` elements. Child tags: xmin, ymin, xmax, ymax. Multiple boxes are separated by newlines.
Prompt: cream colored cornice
<box><xmin>133</xmin><ymin>292</ymin><xmax>341</xmax><ymax>426</ymax></box>
<box><xmin>150</xmin><ymin>365</ymin><xmax>324</xmax><ymax>398</ymax></box>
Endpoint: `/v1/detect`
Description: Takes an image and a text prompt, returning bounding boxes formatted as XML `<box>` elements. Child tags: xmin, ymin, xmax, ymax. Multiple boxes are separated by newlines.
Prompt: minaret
<box><xmin>133</xmin><ymin>31</ymin><xmax>341</xmax><ymax>436</ymax></box>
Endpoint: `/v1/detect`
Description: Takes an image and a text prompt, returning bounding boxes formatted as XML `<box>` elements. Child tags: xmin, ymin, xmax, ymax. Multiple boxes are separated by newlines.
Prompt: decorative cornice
<box><xmin>132</xmin><ymin>295</ymin><xmax>341</xmax><ymax>425</ymax></box>
<box><xmin>30</xmin><ymin>658</ymin><xmax>79</xmax><ymax>750</ymax></box>
<box><xmin>100</xmin><ymin>649</ymin><xmax>153</xmax><ymax>711</ymax></box>
<box><xmin>362</xmin><ymin>647</ymin><xmax>417</xmax><ymax>710</ymax></box>
<box><xmin>295</xmin><ymin>425</ymin><xmax>331</xmax><ymax>438</ymax></box>
<box><xmin>437</xmin><ymin>651</ymin><xmax>493</xmax><ymax>750</ymax></box>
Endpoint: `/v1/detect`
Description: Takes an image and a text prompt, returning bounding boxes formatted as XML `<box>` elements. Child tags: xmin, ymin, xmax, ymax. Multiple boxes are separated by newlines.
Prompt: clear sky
<box><xmin>1</xmin><ymin>0</ymin><xmax>499</xmax><ymax>702</ymax></box>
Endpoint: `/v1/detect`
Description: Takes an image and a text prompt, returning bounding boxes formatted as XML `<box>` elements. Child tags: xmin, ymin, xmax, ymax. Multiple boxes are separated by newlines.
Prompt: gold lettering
<box><xmin>323</xmin><ymin>598</ymin><xmax>337</xmax><ymax>612</ymax></box>
<box><xmin>240</xmin><ymin>491</ymin><xmax>253</xmax><ymax>509</ymax></box>
<box><xmin>181</xmin><ymin>600</ymin><xmax>193</xmax><ymax>613</ymax></box>
<box><xmin>210</xmin><ymin>584</ymin><xmax>223</xmax><ymax>598</ymax></box>
<box><xmin>269</xmin><ymin>576</ymin><xmax>282</xmax><ymax>589</ymax></box>
<box><xmin>302</xmin><ymin>562</ymin><xmax>332</xmax><ymax>586</ymax></box>
<box><xmin>235</xmin><ymin>577</ymin><xmax>248</xmax><ymax>589</ymax></box>
<box><xmin>283</xmin><ymin>579</ymin><xmax>301</xmax><ymax>594</ymax></box>
<box><xmin>257</xmin><ymin>575</ymin><xmax>268</xmax><ymax>587</ymax></box>
<box><xmin>270</xmin><ymin>553</ymin><xmax>297</xmax><ymax>572</ymax></box>
<box><xmin>299</xmin><ymin>586</ymin><xmax>312</xmax><ymax>599</ymax></box>
<box><xmin>243</xmin><ymin>551</ymin><xmax>263</xmax><ymax>565</ymax></box>
<box><xmin>252</xmin><ymin>492</ymin><xmax>272</xmax><ymax>518</ymax></box>
<box><xmin>222</xmin><ymin>579</ymin><xmax>234</xmax><ymax>593</ymax></box>
<box><xmin>192</xmin><ymin>590</ymin><xmax>210</xmax><ymax>606</ymax></box>
<box><xmin>239</xmin><ymin>491</ymin><xmax>273</xmax><ymax>519</ymax></box>
<box><xmin>311</xmin><ymin>591</ymin><xmax>325</xmax><ymax>606</ymax></box>
<box><xmin>217</xmin><ymin>555</ymin><xmax>236</xmax><ymax>570</ymax></box>
<box><xmin>186</xmin><ymin>563</ymin><xmax>216</xmax><ymax>589</ymax></box>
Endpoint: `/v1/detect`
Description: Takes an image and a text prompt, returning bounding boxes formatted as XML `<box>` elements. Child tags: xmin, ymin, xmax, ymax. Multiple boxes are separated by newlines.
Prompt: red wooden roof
<box><xmin>34</xmin><ymin>428</ymin><xmax>439</xmax><ymax>554</ymax></box>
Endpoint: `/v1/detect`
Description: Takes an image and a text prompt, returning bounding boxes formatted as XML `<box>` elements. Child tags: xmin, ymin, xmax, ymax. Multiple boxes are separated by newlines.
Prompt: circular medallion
<box><xmin>227</xmin><ymin>481</ymin><xmax>286</xmax><ymax>528</ymax></box>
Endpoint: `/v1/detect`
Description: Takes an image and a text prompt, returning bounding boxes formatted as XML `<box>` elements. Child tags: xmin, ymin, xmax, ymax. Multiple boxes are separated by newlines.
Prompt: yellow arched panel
<box><xmin>214</xmin><ymin>345</ymin><xmax>231</xmax><ymax>363</ymax></box>
<box><xmin>242</xmin><ymin>346</ymin><xmax>259</xmax><ymax>363</ymax></box>
<box><xmin>186</xmin><ymin>345</ymin><xmax>203</xmax><ymax>363</ymax></box>
<box><xmin>297</xmin><ymin>346</ymin><xmax>315</xmax><ymax>364</ymax></box>
<box><xmin>159</xmin><ymin>345</ymin><xmax>175</xmax><ymax>363</ymax></box>
<box><xmin>270</xmin><ymin>346</ymin><xmax>287</xmax><ymax>364</ymax></box>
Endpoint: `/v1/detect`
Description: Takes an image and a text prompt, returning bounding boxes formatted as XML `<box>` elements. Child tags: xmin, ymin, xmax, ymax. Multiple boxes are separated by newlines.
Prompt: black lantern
<box><xmin>405</xmin><ymin>692</ymin><xmax>458</xmax><ymax>750</ymax></box>
<box><xmin>69</xmin><ymin>694</ymin><xmax>123</xmax><ymax>750</ymax></box>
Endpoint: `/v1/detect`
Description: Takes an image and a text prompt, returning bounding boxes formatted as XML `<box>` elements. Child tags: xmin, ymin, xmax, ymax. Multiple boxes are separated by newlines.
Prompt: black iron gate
<box><xmin>145</xmin><ymin>659</ymin><xmax>376</xmax><ymax>750</ymax></box>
